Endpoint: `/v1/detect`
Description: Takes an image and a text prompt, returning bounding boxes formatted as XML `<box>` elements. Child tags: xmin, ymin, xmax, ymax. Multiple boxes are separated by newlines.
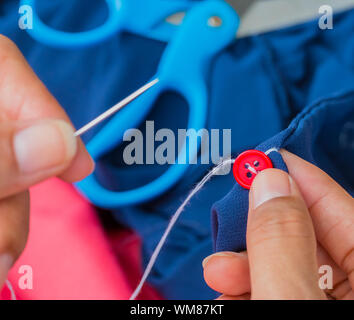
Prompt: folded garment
<box><xmin>213</xmin><ymin>89</ymin><xmax>354</xmax><ymax>252</ymax></box>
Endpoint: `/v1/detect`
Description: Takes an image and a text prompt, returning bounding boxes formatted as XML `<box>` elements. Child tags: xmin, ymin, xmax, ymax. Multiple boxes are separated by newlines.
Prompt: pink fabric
<box><xmin>2</xmin><ymin>178</ymin><xmax>160</xmax><ymax>300</ymax></box>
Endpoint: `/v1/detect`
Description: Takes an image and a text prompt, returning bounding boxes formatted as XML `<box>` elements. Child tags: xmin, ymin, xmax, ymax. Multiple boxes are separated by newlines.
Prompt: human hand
<box><xmin>203</xmin><ymin>150</ymin><xmax>354</xmax><ymax>300</ymax></box>
<box><xmin>0</xmin><ymin>36</ymin><xmax>94</xmax><ymax>286</ymax></box>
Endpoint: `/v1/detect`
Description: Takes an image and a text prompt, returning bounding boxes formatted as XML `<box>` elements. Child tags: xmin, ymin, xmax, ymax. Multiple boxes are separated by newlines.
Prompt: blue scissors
<box><xmin>20</xmin><ymin>0</ymin><xmax>200</xmax><ymax>47</ymax></box>
<box><xmin>74</xmin><ymin>1</ymin><xmax>240</xmax><ymax>208</ymax></box>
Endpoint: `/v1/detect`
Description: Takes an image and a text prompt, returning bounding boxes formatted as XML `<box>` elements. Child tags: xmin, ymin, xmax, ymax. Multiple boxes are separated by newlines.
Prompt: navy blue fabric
<box><xmin>213</xmin><ymin>89</ymin><xmax>354</xmax><ymax>252</ymax></box>
<box><xmin>1</xmin><ymin>0</ymin><xmax>354</xmax><ymax>299</ymax></box>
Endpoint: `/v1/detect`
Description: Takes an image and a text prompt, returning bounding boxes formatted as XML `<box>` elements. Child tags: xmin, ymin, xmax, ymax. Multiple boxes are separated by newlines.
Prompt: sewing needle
<box><xmin>74</xmin><ymin>78</ymin><xmax>159</xmax><ymax>137</ymax></box>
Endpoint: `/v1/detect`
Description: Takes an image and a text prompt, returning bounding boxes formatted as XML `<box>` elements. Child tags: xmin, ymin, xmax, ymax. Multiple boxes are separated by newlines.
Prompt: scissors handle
<box><xmin>20</xmin><ymin>0</ymin><xmax>122</xmax><ymax>48</ymax></box>
<box><xmin>76</xmin><ymin>1</ymin><xmax>240</xmax><ymax>208</ymax></box>
<box><xmin>20</xmin><ymin>0</ymin><xmax>197</xmax><ymax>47</ymax></box>
<box><xmin>84</xmin><ymin>0</ymin><xmax>239</xmax><ymax>158</ymax></box>
<box><xmin>158</xmin><ymin>0</ymin><xmax>239</xmax><ymax>83</ymax></box>
<box><xmin>122</xmin><ymin>0</ymin><xmax>194</xmax><ymax>42</ymax></box>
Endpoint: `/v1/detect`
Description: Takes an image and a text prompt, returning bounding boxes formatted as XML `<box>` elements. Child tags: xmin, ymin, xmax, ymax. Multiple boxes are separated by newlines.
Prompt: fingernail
<box><xmin>14</xmin><ymin>120</ymin><xmax>77</xmax><ymax>174</ymax></box>
<box><xmin>202</xmin><ymin>252</ymin><xmax>242</xmax><ymax>268</ymax></box>
<box><xmin>0</xmin><ymin>255</ymin><xmax>13</xmax><ymax>286</ymax></box>
<box><xmin>251</xmin><ymin>169</ymin><xmax>291</xmax><ymax>209</ymax></box>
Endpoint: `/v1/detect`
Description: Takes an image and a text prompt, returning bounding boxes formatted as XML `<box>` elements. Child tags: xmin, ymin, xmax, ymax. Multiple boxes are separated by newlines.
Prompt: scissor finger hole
<box><xmin>95</xmin><ymin>90</ymin><xmax>189</xmax><ymax>192</ymax></box>
<box><xmin>35</xmin><ymin>0</ymin><xmax>109</xmax><ymax>32</ymax></box>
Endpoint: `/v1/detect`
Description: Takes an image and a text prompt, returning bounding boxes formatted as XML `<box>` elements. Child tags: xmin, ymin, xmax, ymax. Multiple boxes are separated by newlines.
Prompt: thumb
<box><xmin>247</xmin><ymin>169</ymin><xmax>326</xmax><ymax>300</ymax></box>
<box><xmin>0</xmin><ymin>119</ymin><xmax>77</xmax><ymax>198</ymax></box>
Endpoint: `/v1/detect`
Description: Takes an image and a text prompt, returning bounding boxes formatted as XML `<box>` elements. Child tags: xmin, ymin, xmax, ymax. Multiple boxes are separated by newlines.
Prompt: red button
<box><xmin>233</xmin><ymin>150</ymin><xmax>273</xmax><ymax>189</ymax></box>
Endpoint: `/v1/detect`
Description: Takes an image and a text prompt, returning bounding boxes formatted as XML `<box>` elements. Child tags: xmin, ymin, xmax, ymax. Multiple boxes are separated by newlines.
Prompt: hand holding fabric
<box><xmin>203</xmin><ymin>150</ymin><xmax>354</xmax><ymax>300</ymax></box>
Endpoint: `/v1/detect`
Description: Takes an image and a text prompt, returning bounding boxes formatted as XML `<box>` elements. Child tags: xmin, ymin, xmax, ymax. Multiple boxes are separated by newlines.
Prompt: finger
<box><xmin>247</xmin><ymin>169</ymin><xmax>326</xmax><ymax>299</ymax></box>
<box><xmin>0</xmin><ymin>36</ymin><xmax>94</xmax><ymax>182</ymax></box>
<box><xmin>0</xmin><ymin>119</ymin><xmax>78</xmax><ymax>198</ymax></box>
<box><xmin>316</xmin><ymin>243</ymin><xmax>348</xmax><ymax>296</ymax></box>
<box><xmin>216</xmin><ymin>293</ymin><xmax>250</xmax><ymax>300</ymax></box>
<box><xmin>0</xmin><ymin>191</ymin><xmax>29</xmax><ymax>288</ymax></box>
<box><xmin>203</xmin><ymin>245</ymin><xmax>346</xmax><ymax>297</ymax></box>
<box><xmin>328</xmin><ymin>279</ymin><xmax>354</xmax><ymax>300</ymax></box>
<box><xmin>280</xmin><ymin>150</ymin><xmax>354</xmax><ymax>283</ymax></box>
<box><xmin>203</xmin><ymin>251</ymin><xmax>250</xmax><ymax>295</ymax></box>
<box><xmin>58</xmin><ymin>141</ymin><xmax>94</xmax><ymax>183</ymax></box>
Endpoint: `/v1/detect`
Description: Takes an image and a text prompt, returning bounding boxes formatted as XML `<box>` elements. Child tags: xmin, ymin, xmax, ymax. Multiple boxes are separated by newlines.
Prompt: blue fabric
<box><xmin>2</xmin><ymin>0</ymin><xmax>354</xmax><ymax>299</ymax></box>
<box><xmin>213</xmin><ymin>89</ymin><xmax>354</xmax><ymax>252</ymax></box>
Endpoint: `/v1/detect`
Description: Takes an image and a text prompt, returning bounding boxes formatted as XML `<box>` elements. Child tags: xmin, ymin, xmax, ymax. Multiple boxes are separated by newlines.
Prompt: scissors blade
<box><xmin>236</xmin><ymin>0</ymin><xmax>354</xmax><ymax>37</ymax></box>
<box><xmin>226</xmin><ymin>0</ymin><xmax>258</xmax><ymax>17</ymax></box>
<box><xmin>165</xmin><ymin>0</ymin><xmax>257</xmax><ymax>26</ymax></box>
<box><xmin>166</xmin><ymin>0</ymin><xmax>354</xmax><ymax>37</ymax></box>
<box><xmin>74</xmin><ymin>78</ymin><xmax>159</xmax><ymax>137</ymax></box>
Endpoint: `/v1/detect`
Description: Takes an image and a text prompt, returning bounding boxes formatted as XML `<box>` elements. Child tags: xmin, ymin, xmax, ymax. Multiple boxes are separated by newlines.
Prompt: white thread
<box><xmin>245</xmin><ymin>148</ymin><xmax>279</xmax><ymax>177</ymax></box>
<box><xmin>130</xmin><ymin>148</ymin><xmax>280</xmax><ymax>300</ymax></box>
<box><xmin>129</xmin><ymin>158</ymin><xmax>235</xmax><ymax>300</ymax></box>
<box><xmin>5</xmin><ymin>280</ymin><xmax>16</xmax><ymax>300</ymax></box>
<box><xmin>247</xmin><ymin>165</ymin><xmax>258</xmax><ymax>175</ymax></box>
<box><xmin>265</xmin><ymin>147</ymin><xmax>279</xmax><ymax>155</ymax></box>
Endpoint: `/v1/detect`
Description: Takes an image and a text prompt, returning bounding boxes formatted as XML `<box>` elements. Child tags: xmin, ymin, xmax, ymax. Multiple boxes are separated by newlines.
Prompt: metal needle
<box><xmin>74</xmin><ymin>78</ymin><xmax>159</xmax><ymax>137</ymax></box>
